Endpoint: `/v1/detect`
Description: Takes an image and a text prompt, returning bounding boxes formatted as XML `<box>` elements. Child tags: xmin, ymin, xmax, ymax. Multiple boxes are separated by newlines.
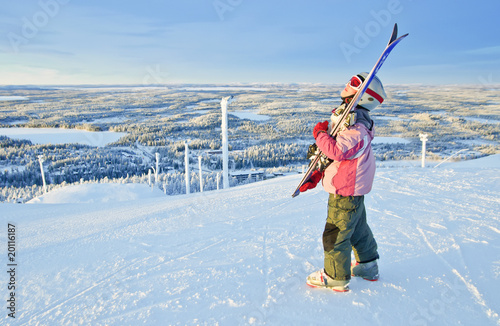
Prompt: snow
<box><xmin>2</xmin><ymin>156</ymin><xmax>500</xmax><ymax>325</ymax></box>
<box><xmin>319</xmin><ymin>97</ymin><xmax>342</xmax><ymax>102</ymax></box>
<box><xmin>440</xmin><ymin>153</ymin><xmax>499</xmax><ymax>169</ymax></box>
<box><xmin>82</xmin><ymin>117</ymin><xmax>129</xmax><ymax>124</ymax></box>
<box><xmin>372</xmin><ymin>137</ymin><xmax>410</xmax><ymax>144</ymax></box>
<box><xmin>463</xmin><ymin>117</ymin><xmax>500</xmax><ymax>125</ymax></box>
<box><xmin>6</xmin><ymin>119</ymin><xmax>29</xmax><ymax>126</ymax></box>
<box><xmin>27</xmin><ymin>183</ymin><xmax>165</xmax><ymax>204</ymax></box>
<box><xmin>0</xmin><ymin>128</ymin><xmax>126</xmax><ymax>147</ymax></box>
<box><xmin>230</xmin><ymin>111</ymin><xmax>271</xmax><ymax>121</ymax></box>
<box><xmin>180</xmin><ymin>86</ymin><xmax>268</xmax><ymax>92</ymax></box>
<box><xmin>0</xmin><ymin>96</ymin><xmax>28</xmax><ymax>101</ymax></box>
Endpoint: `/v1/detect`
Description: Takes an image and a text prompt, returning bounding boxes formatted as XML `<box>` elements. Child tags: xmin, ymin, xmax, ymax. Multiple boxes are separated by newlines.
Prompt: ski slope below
<box><xmin>2</xmin><ymin>156</ymin><xmax>500</xmax><ymax>325</ymax></box>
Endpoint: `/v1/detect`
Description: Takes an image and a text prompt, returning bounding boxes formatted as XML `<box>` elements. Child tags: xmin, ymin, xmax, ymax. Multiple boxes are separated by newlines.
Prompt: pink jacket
<box><xmin>315</xmin><ymin>123</ymin><xmax>376</xmax><ymax>196</ymax></box>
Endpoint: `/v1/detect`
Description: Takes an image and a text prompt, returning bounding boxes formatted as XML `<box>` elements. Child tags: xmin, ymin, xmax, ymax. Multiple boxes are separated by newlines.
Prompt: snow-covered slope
<box><xmin>27</xmin><ymin>183</ymin><xmax>165</xmax><ymax>204</ymax></box>
<box><xmin>2</xmin><ymin>156</ymin><xmax>500</xmax><ymax>325</ymax></box>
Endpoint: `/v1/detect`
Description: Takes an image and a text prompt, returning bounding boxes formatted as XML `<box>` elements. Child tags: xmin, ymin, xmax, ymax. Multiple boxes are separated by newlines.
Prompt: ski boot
<box><xmin>351</xmin><ymin>260</ymin><xmax>379</xmax><ymax>281</ymax></box>
<box><xmin>306</xmin><ymin>269</ymin><xmax>349</xmax><ymax>292</ymax></box>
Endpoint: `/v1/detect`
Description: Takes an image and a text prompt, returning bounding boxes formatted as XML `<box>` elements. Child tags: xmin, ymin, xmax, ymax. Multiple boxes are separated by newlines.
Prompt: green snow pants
<box><xmin>323</xmin><ymin>194</ymin><xmax>379</xmax><ymax>281</ymax></box>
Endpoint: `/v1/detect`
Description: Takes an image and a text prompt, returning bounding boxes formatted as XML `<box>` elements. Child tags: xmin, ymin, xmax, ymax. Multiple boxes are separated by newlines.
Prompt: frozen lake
<box><xmin>0</xmin><ymin>96</ymin><xmax>29</xmax><ymax>101</ymax></box>
<box><xmin>230</xmin><ymin>110</ymin><xmax>270</xmax><ymax>121</ymax></box>
<box><xmin>372</xmin><ymin>136</ymin><xmax>411</xmax><ymax>144</ymax></box>
<box><xmin>0</xmin><ymin>128</ymin><xmax>126</xmax><ymax>147</ymax></box>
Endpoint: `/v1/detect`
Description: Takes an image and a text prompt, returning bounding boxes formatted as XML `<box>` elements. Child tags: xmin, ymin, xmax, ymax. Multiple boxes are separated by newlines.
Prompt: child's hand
<box><xmin>299</xmin><ymin>170</ymin><xmax>323</xmax><ymax>192</ymax></box>
<box><xmin>313</xmin><ymin>121</ymin><xmax>329</xmax><ymax>139</ymax></box>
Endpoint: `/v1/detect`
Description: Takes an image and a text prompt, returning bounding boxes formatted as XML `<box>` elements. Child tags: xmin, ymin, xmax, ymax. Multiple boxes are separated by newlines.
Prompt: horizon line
<box><xmin>1</xmin><ymin>82</ymin><xmax>499</xmax><ymax>88</ymax></box>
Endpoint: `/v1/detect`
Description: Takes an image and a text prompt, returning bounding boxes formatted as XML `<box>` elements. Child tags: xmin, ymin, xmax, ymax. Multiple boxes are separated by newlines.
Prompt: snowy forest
<box><xmin>1</xmin><ymin>84</ymin><xmax>499</xmax><ymax>202</ymax></box>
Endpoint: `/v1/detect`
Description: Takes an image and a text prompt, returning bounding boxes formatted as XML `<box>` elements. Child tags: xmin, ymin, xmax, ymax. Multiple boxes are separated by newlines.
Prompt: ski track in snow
<box><xmin>372</xmin><ymin>165</ymin><xmax>500</xmax><ymax>326</ymax></box>
<box><xmin>2</xmin><ymin>156</ymin><xmax>500</xmax><ymax>325</ymax></box>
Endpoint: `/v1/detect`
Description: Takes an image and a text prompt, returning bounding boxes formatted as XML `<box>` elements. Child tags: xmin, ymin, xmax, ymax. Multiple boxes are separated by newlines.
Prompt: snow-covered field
<box><xmin>230</xmin><ymin>111</ymin><xmax>271</xmax><ymax>121</ymax></box>
<box><xmin>1</xmin><ymin>156</ymin><xmax>499</xmax><ymax>325</ymax></box>
<box><xmin>0</xmin><ymin>96</ymin><xmax>29</xmax><ymax>101</ymax></box>
<box><xmin>372</xmin><ymin>136</ymin><xmax>410</xmax><ymax>144</ymax></box>
<box><xmin>27</xmin><ymin>183</ymin><xmax>165</xmax><ymax>204</ymax></box>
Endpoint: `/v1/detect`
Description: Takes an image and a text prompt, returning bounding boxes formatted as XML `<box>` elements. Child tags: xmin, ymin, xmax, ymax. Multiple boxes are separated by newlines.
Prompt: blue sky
<box><xmin>0</xmin><ymin>0</ymin><xmax>499</xmax><ymax>85</ymax></box>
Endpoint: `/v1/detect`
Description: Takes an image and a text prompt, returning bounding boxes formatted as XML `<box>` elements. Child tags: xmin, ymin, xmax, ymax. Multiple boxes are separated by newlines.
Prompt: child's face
<box><xmin>341</xmin><ymin>85</ymin><xmax>357</xmax><ymax>99</ymax></box>
<box><xmin>341</xmin><ymin>75</ymin><xmax>362</xmax><ymax>98</ymax></box>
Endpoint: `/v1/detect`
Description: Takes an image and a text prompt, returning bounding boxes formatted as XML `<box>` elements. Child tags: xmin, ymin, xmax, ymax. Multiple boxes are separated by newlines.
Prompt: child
<box><xmin>300</xmin><ymin>72</ymin><xmax>386</xmax><ymax>292</ymax></box>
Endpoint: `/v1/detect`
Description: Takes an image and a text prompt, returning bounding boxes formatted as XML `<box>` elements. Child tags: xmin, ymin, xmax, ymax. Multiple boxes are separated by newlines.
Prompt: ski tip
<box><xmin>394</xmin><ymin>33</ymin><xmax>409</xmax><ymax>44</ymax></box>
<box><xmin>389</xmin><ymin>24</ymin><xmax>410</xmax><ymax>45</ymax></box>
<box><xmin>389</xmin><ymin>23</ymin><xmax>398</xmax><ymax>44</ymax></box>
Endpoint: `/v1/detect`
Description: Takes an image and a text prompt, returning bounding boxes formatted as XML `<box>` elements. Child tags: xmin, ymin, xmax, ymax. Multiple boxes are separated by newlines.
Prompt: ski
<box><xmin>292</xmin><ymin>23</ymin><xmax>408</xmax><ymax>198</ymax></box>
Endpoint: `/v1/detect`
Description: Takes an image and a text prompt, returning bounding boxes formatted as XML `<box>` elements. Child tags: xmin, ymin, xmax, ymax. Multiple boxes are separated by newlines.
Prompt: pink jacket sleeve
<box><xmin>315</xmin><ymin>126</ymin><xmax>368</xmax><ymax>162</ymax></box>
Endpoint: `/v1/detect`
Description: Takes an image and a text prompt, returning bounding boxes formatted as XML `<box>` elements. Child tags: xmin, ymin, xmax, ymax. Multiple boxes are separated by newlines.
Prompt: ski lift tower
<box><xmin>38</xmin><ymin>155</ymin><xmax>47</xmax><ymax>193</ymax></box>
<box><xmin>155</xmin><ymin>152</ymin><xmax>160</xmax><ymax>184</ymax></box>
<box><xmin>185</xmin><ymin>141</ymin><xmax>190</xmax><ymax>194</ymax></box>
<box><xmin>419</xmin><ymin>133</ymin><xmax>428</xmax><ymax>168</ymax></box>
<box><xmin>221</xmin><ymin>96</ymin><xmax>233</xmax><ymax>189</ymax></box>
<box><xmin>198</xmin><ymin>155</ymin><xmax>204</xmax><ymax>192</ymax></box>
